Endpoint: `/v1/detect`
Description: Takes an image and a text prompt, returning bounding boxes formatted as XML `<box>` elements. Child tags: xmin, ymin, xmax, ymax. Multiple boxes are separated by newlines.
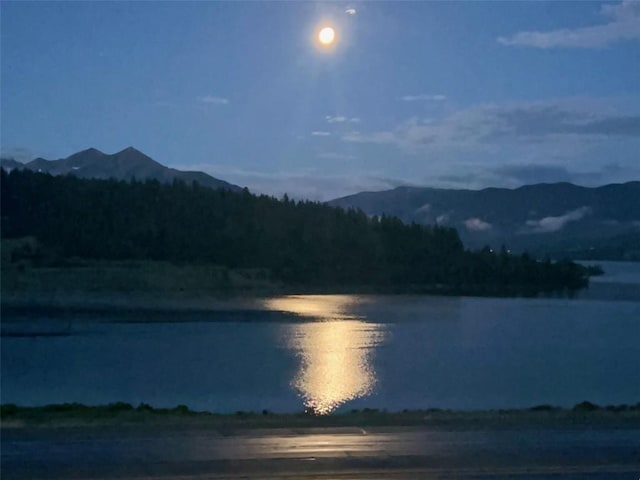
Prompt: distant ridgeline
<box><xmin>1</xmin><ymin>169</ymin><xmax>592</xmax><ymax>295</ymax></box>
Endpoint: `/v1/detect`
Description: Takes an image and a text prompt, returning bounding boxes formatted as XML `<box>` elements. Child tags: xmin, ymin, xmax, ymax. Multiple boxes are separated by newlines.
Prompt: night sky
<box><xmin>2</xmin><ymin>1</ymin><xmax>639</xmax><ymax>199</ymax></box>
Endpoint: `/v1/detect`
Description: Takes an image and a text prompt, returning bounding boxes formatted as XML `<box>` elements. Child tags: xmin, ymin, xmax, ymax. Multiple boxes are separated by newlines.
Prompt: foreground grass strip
<box><xmin>2</xmin><ymin>401</ymin><xmax>639</xmax><ymax>429</ymax></box>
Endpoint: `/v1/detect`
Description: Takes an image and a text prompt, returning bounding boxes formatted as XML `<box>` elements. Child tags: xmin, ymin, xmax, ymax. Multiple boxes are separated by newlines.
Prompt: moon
<box><xmin>318</xmin><ymin>27</ymin><xmax>336</xmax><ymax>45</ymax></box>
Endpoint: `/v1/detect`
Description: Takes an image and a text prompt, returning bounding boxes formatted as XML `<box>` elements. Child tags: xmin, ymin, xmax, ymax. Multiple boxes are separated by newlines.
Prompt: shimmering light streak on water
<box><xmin>264</xmin><ymin>295</ymin><xmax>386</xmax><ymax>414</ymax></box>
<box><xmin>287</xmin><ymin>320</ymin><xmax>385</xmax><ymax>414</ymax></box>
<box><xmin>263</xmin><ymin>295</ymin><xmax>366</xmax><ymax>321</ymax></box>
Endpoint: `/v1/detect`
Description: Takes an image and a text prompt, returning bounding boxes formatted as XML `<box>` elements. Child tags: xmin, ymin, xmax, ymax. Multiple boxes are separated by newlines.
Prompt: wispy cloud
<box><xmin>522</xmin><ymin>207</ymin><xmax>592</xmax><ymax>234</ymax></box>
<box><xmin>342</xmin><ymin>102</ymin><xmax>640</xmax><ymax>149</ymax></box>
<box><xmin>311</xmin><ymin>131</ymin><xmax>331</xmax><ymax>136</ymax></box>
<box><xmin>401</xmin><ymin>94</ymin><xmax>447</xmax><ymax>102</ymax></box>
<box><xmin>340</xmin><ymin>99</ymin><xmax>639</xmax><ymax>190</ymax></box>
<box><xmin>198</xmin><ymin>95</ymin><xmax>230</xmax><ymax>105</ymax></box>
<box><xmin>464</xmin><ymin>218</ymin><xmax>493</xmax><ymax>232</ymax></box>
<box><xmin>498</xmin><ymin>0</ymin><xmax>640</xmax><ymax>48</ymax></box>
<box><xmin>326</xmin><ymin>115</ymin><xmax>347</xmax><ymax>123</ymax></box>
<box><xmin>326</xmin><ymin>115</ymin><xmax>360</xmax><ymax>124</ymax></box>
<box><xmin>343</xmin><ymin>130</ymin><xmax>395</xmax><ymax>144</ymax></box>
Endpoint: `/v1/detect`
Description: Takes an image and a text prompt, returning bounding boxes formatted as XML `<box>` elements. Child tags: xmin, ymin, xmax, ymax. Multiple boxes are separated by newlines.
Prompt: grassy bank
<box><xmin>2</xmin><ymin>402</ymin><xmax>639</xmax><ymax>429</ymax></box>
<box><xmin>1</xmin><ymin>257</ymin><xmax>283</xmax><ymax>314</ymax></box>
<box><xmin>1</xmin><ymin>257</ymin><xmax>280</xmax><ymax>296</ymax></box>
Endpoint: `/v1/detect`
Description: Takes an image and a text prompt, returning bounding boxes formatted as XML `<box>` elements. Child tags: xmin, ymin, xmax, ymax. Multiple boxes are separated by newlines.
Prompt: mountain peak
<box><xmin>118</xmin><ymin>146</ymin><xmax>143</xmax><ymax>155</ymax></box>
<box><xmin>76</xmin><ymin>147</ymin><xmax>105</xmax><ymax>156</ymax></box>
<box><xmin>15</xmin><ymin>146</ymin><xmax>243</xmax><ymax>192</ymax></box>
<box><xmin>114</xmin><ymin>147</ymin><xmax>156</xmax><ymax>164</ymax></box>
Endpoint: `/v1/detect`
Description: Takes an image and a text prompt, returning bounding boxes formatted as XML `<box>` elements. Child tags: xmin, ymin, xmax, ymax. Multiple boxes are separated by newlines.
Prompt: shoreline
<box><xmin>2</xmin><ymin>402</ymin><xmax>639</xmax><ymax>430</ymax></box>
<box><xmin>1</xmin><ymin>259</ymin><xmax>594</xmax><ymax>310</ymax></box>
<box><xmin>1</xmin><ymin>291</ymin><xmax>268</xmax><ymax>316</ymax></box>
<box><xmin>0</xmin><ymin>285</ymin><xmax>592</xmax><ymax>317</ymax></box>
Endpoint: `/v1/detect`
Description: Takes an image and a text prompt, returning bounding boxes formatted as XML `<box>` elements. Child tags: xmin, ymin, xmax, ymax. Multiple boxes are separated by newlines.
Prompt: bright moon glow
<box><xmin>318</xmin><ymin>27</ymin><xmax>336</xmax><ymax>45</ymax></box>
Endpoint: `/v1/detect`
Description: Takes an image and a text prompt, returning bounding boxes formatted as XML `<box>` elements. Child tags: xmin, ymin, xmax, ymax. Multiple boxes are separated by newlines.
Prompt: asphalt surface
<box><xmin>2</xmin><ymin>425</ymin><xmax>639</xmax><ymax>479</ymax></box>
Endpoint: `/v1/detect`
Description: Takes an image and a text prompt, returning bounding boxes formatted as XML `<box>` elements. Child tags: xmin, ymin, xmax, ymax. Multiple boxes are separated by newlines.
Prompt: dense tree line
<box><xmin>1</xmin><ymin>169</ymin><xmax>590</xmax><ymax>293</ymax></box>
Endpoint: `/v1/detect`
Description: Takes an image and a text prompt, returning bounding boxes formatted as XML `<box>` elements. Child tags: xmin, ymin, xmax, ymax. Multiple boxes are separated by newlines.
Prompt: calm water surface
<box><xmin>2</xmin><ymin>261</ymin><xmax>639</xmax><ymax>413</ymax></box>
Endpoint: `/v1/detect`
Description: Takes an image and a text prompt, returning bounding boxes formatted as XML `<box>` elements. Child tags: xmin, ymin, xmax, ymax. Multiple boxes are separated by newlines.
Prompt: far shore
<box><xmin>1</xmin><ymin>290</ymin><xmax>270</xmax><ymax>316</ymax></box>
<box><xmin>0</xmin><ymin>287</ymin><xmax>590</xmax><ymax>318</ymax></box>
<box><xmin>1</xmin><ymin>259</ymin><xmax>595</xmax><ymax>315</ymax></box>
<box><xmin>2</xmin><ymin>402</ymin><xmax>639</xmax><ymax>430</ymax></box>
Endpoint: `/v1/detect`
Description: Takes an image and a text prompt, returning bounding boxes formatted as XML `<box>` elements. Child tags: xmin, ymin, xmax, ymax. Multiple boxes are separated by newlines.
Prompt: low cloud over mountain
<box><xmin>522</xmin><ymin>206</ymin><xmax>592</xmax><ymax>234</ymax></box>
<box><xmin>329</xmin><ymin>181</ymin><xmax>640</xmax><ymax>258</ymax></box>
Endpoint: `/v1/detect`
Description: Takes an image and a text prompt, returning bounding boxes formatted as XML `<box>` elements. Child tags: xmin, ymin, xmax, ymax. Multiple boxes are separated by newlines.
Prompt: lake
<box><xmin>2</xmin><ymin>261</ymin><xmax>639</xmax><ymax>413</ymax></box>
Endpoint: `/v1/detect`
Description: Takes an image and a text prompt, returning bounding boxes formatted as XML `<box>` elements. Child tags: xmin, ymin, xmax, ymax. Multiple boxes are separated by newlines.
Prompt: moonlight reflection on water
<box><xmin>264</xmin><ymin>295</ymin><xmax>387</xmax><ymax>414</ymax></box>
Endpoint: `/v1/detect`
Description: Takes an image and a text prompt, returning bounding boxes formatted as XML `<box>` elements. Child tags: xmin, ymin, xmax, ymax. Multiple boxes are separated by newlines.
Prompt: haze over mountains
<box><xmin>329</xmin><ymin>183</ymin><xmax>640</xmax><ymax>260</ymax></box>
<box><xmin>0</xmin><ymin>147</ymin><xmax>242</xmax><ymax>192</ymax></box>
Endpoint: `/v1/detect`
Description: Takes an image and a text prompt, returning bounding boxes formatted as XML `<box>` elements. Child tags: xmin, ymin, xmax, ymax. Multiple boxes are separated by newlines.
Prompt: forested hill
<box><xmin>1</xmin><ymin>169</ymin><xmax>591</xmax><ymax>295</ymax></box>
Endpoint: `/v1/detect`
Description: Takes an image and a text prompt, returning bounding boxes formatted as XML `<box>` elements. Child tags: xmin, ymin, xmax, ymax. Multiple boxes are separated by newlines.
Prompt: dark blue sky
<box><xmin>2</xmin><ymin>1</ymin><xmax>639</xmax><ymax>199</ymax></box>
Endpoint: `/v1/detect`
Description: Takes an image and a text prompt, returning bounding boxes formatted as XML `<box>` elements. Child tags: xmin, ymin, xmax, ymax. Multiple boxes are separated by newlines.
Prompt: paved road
<box><xmin>2</xmin><ymin>425</ymin><xmax>639</xmax><ymax>479</ymax></box>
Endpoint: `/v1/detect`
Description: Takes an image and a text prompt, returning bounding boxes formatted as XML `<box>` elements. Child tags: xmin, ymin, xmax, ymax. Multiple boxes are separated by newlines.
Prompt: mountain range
<box><xmin>2</xmin><ymin>147</ymin><xmax>638</xmax><ymax>260</ymax></box>
<box><xmin>0</xmin><ymin>147</ymin><xmax>242</xmax><ymax>192</ymax></box>
<box><xmin>329</xmin><ymin>182</ymin><xmax>640</xmax><ymax>260</ymax></box>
